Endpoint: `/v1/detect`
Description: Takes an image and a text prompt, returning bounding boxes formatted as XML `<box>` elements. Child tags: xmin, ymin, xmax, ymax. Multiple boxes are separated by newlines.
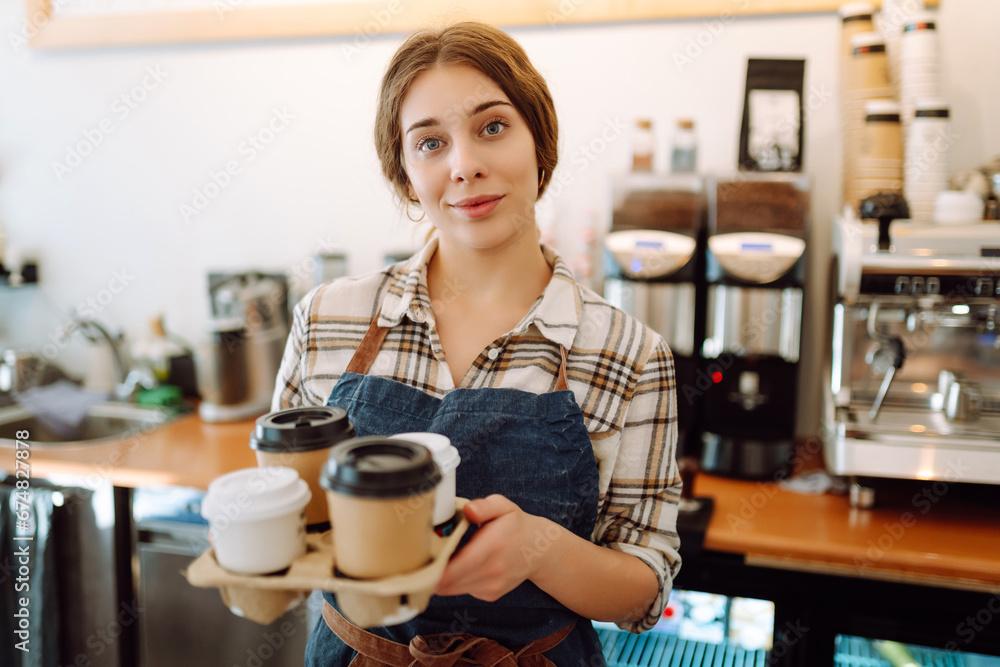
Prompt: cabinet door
<box><xmin>137</xmin><ymin>541</ymin><xmax>310</xmax><ymax>667</ymax></box>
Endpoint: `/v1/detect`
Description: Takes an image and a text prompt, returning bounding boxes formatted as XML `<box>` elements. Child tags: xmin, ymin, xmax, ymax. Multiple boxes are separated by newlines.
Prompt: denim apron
<box><xmin>304</xmin><ymin>314</ymin><xmax>606</xmax><ymax>667</ymax></box>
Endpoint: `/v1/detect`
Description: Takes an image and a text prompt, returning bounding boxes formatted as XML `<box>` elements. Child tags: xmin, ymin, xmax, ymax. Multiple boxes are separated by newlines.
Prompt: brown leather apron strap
<box><xmin>322</xmin><ymin>601</ymin><xmax>575</xmax><ymax>667</ymax></box>
<box><xmin>345</xmin><ymin>311</ymin><xmax>391</xmax><ymax>376</ymax></box>
<box><xmin>322</xmin><ymin>601</ymin><xmax>414</xmax><ymax>666</ymax></box>
<box><xmin>344</xmin><ymin>310</ymin><xmax>572</xmax><ymax>392</ymax></box>
<box><xmin>555</xmin><ymin>346</ymin><xmax>569</xmax><ymax>392</ymax></box>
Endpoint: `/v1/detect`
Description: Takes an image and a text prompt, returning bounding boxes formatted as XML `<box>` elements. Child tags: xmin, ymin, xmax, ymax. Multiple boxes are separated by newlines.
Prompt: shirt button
<box><xmin>411</xmin><ymin>309</ymin><xmax>424</xmax><ymax>322</ymax></box>
<box><xmin>487</xmin><ymin>347</ymin><xmax>500</xmax><ymax>360</ymax></box>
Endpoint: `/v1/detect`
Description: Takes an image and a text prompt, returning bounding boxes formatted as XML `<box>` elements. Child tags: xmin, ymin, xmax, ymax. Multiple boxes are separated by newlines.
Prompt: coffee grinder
<box><xmin>699</xmin><ymin>173</ymin><xmax>809</xmax><ymax>479</ymax></box>
<box><xmin>603</xmin><ymin>172</ymin><xmax>708</xmax><ymax>457</ymax></box>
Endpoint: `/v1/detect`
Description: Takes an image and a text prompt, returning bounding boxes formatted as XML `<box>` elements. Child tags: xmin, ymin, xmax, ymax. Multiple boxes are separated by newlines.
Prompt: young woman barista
<box><xmin>273</xmin><ymin>22</ymin><xmax>682</xmax><ymax>666</ymax></box>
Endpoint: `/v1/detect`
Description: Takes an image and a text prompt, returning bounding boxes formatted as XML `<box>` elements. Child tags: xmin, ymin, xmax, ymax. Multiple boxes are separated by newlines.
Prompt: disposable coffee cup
<box><xmin>201</xmin><ymin>466</ymin><xmax>310</xmax><ymax>575</ymax></box>
<box><xmin>251</xmin><ymin>406</ymin><xmax>356</xmax><ymax>528</ymax></box>
<box><xmin>838</xmin><ymin>3</ymin><xmax>874</xmax><ymax>59</ymax></box>
<box><xmin>861</xmin><ymin>100</ymin><xmax>903</xmax><ymax>162</ymax></box>
<box><xmin>389</xmin><ymin>433</ymin><xmax>461</xmax><ymax>532</ymax></box>
<box><xmin>849</xmin><ymin>33</ymin><xmax>891</xmax><ymax>92</ymax></box>
<box><xmin>321</xmin><ymin>437</ymin><xmax>441</xmax><ymax>579</ymax></box>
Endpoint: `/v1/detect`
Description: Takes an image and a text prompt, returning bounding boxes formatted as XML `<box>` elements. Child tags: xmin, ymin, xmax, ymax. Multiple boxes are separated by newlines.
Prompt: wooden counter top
<box><xmin>11</xmin><ymin>413</ymin><xmax>258</xmax><ymax>490</ymax></box>
<box><xmin>694</xmin><ymin>474</ymin><xmax>1000</xmax><ymax>591</ymax></box>
<box><xmin>9</xmin><ymin>415</ymin><xmax>1000</xmax><ymax>590</ymax></box>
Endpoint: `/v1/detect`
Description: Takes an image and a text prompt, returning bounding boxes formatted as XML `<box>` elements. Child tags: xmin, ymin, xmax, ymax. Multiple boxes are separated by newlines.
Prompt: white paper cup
<box><xmin>389</xmin><ymin>433</ymin><xmax>461</xmax><ymax>527</ymax></box>
<box><xmin>935</xmin><ymin>191</ymin><xmax>984</xmax><ymax>224</ymax></box>
<box><xmin>201</xmin><ymin>466</ymin><xmax>311</xmax><ymax>575</ymax></box>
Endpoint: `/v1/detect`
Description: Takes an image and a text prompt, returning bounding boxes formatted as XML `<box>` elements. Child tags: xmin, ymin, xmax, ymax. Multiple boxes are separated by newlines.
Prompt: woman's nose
<box><xmin>449</xmin><ymin>137</ymin><xmax>488</xmax><ymax>183</ymax></box>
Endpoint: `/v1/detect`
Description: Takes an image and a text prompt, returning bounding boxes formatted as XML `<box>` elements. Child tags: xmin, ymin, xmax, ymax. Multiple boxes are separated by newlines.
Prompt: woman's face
<box><xmin>399</xmin><ymin>64</ymin><xmax>539</xmax><ymax>251</ymax></box>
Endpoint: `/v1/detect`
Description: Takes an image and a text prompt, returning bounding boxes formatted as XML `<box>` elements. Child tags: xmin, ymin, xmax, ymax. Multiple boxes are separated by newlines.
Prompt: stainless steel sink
<box><xmin>0</xmin><ymin>401</ymin><xmax>177</xmax><ymax>447</ymax></box>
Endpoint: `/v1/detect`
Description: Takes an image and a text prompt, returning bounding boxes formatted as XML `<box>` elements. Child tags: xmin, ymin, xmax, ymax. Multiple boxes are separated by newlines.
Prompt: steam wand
<box><xmin>867</xmin><ymin>300</ymin><xmax>906</xmax><ymax>421</ymax></box>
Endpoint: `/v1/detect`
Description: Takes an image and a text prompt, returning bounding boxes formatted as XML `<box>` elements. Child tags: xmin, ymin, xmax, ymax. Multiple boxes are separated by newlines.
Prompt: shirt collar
<box><xmin>378</xmin><ymin>237</ymin><xmax>581</xmax><ymax>350</ymax></box>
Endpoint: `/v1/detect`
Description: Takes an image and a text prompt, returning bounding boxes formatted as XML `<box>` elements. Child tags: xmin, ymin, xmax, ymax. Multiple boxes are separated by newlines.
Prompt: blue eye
<box><xmin>418</xmin><ymin>137</ymin><xmax>442</xmax><ymax>152</ymax></box>
<box><xmin>484</xmin><ymin>121</ymin><xmax>506</xmax><ymax>136</ymax></box>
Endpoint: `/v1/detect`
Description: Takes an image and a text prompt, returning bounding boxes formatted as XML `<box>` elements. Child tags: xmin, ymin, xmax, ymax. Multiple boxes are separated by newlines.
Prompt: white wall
<box><xmin>1</xmin><ymin>2</ymin><xmax>998</xmax><ymax>439</ymax></box>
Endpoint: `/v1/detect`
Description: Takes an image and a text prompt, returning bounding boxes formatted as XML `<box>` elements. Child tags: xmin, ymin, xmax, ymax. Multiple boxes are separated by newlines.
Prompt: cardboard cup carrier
<box><xmin>250</xmin><ymin>406</ymin><xmax>355</xmax><ymax>528</ymax></box>
<box><xmin>187</xmin><ymin>434</ymin><xmax>465</xmax><ymax>628</ymax></box>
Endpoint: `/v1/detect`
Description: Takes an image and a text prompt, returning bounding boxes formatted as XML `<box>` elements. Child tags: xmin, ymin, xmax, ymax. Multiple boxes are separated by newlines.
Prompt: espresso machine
<box><xmin>826</xmin><ymin>215</ymin><xmax>1000</xmax><ymax>500</ymax></box>
<box><xmin>700</xmin><ymin>173</ymin><xmax>809</xmax><ymax>479</ymax></box>
<box><xmin>603</xmin><ymin>172</ymin><xmax>707</xmax><ymax>457</ymax></box>
<box><xmin>198</xmin><ymin>272</ymin><xmax>289</xmax><ymax>422</ymax></box>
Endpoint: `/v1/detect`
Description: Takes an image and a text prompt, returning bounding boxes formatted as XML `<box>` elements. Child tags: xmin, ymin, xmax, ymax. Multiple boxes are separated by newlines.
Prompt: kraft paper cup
<box><xmin>201</xmin><ymin>466</ymin><xmax>311</xmax><ymax>575</ymax></box>
<box><xmin>251</xmin><ymin>406</ymin><xmax>355</xmax><ymax>528</ymax></box>
<box><xmin>839</xmin><ymin>3</ymin><xmax>874</xmax><ymax>59</ymax></box>
<box><xmin>322</xmin><ymin>437</ymin><xmax>441</xmax><ymax>579</ymax></box>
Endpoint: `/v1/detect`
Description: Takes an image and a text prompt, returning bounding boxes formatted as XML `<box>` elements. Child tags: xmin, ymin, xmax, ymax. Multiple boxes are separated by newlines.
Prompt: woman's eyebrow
<box><xmin>404</xmin><ymin>100</ymin><xmax>514</xmax><ymax>135</ymax></box>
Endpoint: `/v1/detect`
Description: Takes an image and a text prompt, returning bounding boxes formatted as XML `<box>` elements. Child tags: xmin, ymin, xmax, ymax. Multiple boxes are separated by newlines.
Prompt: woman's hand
<box><xmin>433</xmin><ymin>494</ymin><xmax>554</xmax><ymax>602</ymax></box>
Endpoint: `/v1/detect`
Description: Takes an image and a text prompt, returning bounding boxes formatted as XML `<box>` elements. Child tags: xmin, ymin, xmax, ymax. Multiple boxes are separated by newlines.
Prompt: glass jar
<box><xmin>670</xmin><ymin>119</ymin><xmax>697</xmax><ymax>173</ymax></box>
<box><xmin>632</xmin><ymin>118</ymin><xmax>654</xmax><ymax>171</ymax></box>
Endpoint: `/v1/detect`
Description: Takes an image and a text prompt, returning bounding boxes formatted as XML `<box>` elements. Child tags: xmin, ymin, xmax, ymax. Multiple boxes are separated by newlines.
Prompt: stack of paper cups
<box><xmin>843</xmin><ymin>31</ymin><xmax>893</xmax><ymax>209</ymax></box>
<box><xmin>878</xmin><ymin>0</ymin><xmax>926</xmax><ymax>91</ymax></box>
<box><xmin>839</xmin><ymin>3</ymin><xmax>875</xmax><ymax>58</ymax></box>
<box><xmin>905</xmin><ymin>99</ymin><xmax>951</xmax><ymax>221</ymax></box>
<box><xmin>853</xmin><ymin>100</ymin><xmax>904</xmax><ymax>203</ymax></box>
<box><xmin>898</xmin><ymin>10</ymin><xmax>941</xmax><ymax>140</ymax></box>
<box><xmin>839</xmin><ymin>4</ymin><xmax>875</xmax><ymax>208</ymax></box>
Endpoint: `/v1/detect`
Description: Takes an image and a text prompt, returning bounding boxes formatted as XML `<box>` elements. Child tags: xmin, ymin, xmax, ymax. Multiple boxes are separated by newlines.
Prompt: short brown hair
<box><xmin>374</xmin><ymin>22</ymin><xmax>558</xmax><ymax>205</ymax></box>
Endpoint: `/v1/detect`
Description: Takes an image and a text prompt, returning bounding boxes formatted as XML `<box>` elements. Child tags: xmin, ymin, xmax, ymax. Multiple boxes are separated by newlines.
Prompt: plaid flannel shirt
<box><xmin>272</xmin><ymin>237</ymin><xmax>681</xmax><ymax>633</ymax></box>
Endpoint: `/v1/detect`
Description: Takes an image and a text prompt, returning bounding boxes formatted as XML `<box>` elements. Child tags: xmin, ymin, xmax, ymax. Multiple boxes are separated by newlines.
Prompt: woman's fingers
<box><xmin>434</xmin><ymin>494</ymin><xmax>539</xmax><ymax>601</ymax></box>
<box><xmin>463</xmin><ymin>493</ymin><xmax>517</xmax><ymax>525</ymax></box>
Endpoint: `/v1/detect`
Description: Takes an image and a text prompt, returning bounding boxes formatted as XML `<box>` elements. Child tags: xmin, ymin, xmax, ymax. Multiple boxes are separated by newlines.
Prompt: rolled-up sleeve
<box><xmin>593</xmin><ymin>337</ymin><xmax>682</xmax><ymax>633</ymax></box>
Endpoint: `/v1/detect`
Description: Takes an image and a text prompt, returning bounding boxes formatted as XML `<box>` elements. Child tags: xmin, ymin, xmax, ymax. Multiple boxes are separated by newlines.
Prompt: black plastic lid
<box><xmin>321</xmin><ymin>437</ymin><xmax>441</xmax><ymax>498</ymax></box>
<box><xmin>250</xmin><ymin>406</ymin><xmax>356</xmax><ymax>453</ymax></box>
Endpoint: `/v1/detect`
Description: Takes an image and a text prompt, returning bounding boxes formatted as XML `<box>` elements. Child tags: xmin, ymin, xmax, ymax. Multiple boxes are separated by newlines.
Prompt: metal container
<box><xmin>604</xmin><ymin>278</ymin><xmax>696</xmax><ymax>356</ymax></box>
<box><xmin>0</xmin><ymin>348</ymin><xmax>47</xmax><ymax>393</ymax></box>
<box><xmin>945</xmin><ymin>380</ymin><xmax>982</xmax><ymax>422</ymax></box>
<box><xmin>703</xmin><ymin>285</ymin><xmax>803</xmax><ymax>362</ymax></box>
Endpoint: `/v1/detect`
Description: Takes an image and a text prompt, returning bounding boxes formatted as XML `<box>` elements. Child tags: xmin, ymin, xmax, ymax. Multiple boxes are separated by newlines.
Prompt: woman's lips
<box><xmin>452</xmin><ymin>195</ymin><xmax>504</xmax><ymax>219</ymax></box>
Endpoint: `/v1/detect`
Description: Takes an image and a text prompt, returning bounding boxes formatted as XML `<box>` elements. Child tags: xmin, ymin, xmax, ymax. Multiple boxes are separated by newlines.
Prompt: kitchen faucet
<box><xmin>58</xmin><ymin>317</ymin><xmax>153</xmax><ymax>401</ymax></box>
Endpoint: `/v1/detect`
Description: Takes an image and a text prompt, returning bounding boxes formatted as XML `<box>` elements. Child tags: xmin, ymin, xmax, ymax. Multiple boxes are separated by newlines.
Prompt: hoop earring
<box><xmin>538</xmin><ymin>169</ymin><xmax>546</xmax><ymax>189</ymax></box>
<box><xmin>406</xmin><ymin>198</ymin><xmax>425</xmax><ymax>223</ymax></box>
